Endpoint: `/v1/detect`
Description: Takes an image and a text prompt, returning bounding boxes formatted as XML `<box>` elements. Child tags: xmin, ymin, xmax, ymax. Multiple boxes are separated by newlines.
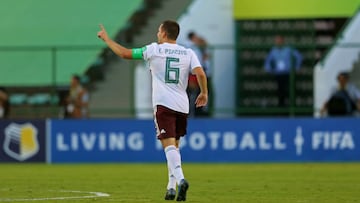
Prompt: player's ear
<box><xmin>160</xmin><ymin>32</ymin><xmax>165</xmax><ymax>40</ymax></box>
<box><xmin>161</xmin><ymin>29</ymin><xmax>167</xmax><ymax>39</ymax></box>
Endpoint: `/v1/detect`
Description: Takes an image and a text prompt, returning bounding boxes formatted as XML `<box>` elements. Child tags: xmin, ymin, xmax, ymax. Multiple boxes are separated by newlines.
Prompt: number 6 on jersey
<box><xmin>165</xmin><ymin>57</ymin><xmax>180</xmax><ymax>84</ymax></box>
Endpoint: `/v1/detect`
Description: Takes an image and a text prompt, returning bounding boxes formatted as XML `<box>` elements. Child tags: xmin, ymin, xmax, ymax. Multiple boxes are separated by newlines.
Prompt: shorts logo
<box><xmin>3</xmin><ymin>123</ymin><xmax>39</xmax><ymax>161</ymax></box>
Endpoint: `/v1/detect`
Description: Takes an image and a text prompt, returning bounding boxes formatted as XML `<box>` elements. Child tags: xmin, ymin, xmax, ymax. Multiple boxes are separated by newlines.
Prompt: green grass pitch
<box><xmin>0</xmin><ymin>163</ymin><xmax>359</xmax><ymax>202</ymax></box>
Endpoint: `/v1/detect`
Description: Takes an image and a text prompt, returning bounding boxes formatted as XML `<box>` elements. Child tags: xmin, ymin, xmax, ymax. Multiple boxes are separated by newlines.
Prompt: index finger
<box><xmin>99</xmin><ymin>24</ymin><xmax>105</xmax><ymax>30</ymax></box>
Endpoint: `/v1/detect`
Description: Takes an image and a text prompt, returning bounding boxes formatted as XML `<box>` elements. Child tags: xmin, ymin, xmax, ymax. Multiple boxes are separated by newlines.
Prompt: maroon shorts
<box><xmin>154</xmin><ymin>105</ymin><xmax>188</xmax><ymax>140</ymax></box>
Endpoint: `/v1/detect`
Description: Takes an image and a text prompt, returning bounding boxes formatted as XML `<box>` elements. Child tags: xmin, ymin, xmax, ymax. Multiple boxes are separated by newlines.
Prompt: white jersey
<box><xmin>142</xmin><ymin>42</ymin><xmax>202</xmax><ymax>114</ymax></box>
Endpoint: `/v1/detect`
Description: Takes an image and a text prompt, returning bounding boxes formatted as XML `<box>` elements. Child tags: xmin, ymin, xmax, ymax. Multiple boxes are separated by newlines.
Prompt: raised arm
<box><xmin>97</xmin><ymin>24</ymin><xmax>133</xmax><ymax>59</ymax></box>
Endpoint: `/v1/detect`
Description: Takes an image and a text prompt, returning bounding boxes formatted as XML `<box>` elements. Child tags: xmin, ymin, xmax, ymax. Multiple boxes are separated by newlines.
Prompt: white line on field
<box><xmin>0</xmin><ymin>190</ymin><xmax>110</xmax><ymax>202</ymax></box>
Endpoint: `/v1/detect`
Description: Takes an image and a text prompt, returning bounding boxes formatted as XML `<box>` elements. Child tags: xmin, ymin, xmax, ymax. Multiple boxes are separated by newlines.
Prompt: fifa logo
<box><xmin>3</xmin><ymin>123</ymin><xmax>39</xmax><ymax>161</ymax></box>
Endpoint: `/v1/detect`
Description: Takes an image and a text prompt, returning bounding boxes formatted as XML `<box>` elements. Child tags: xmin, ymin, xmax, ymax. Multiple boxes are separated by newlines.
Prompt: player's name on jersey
<box><xmin>164</xmin><ymin>48</ymin><xmax>187</xmax><ymax>55</ymax></box>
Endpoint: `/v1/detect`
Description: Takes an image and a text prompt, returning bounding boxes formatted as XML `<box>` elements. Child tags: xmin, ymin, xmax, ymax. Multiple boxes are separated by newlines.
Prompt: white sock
<box><xmin>167</xmin><ymin>164</ymin><xmax>176</xmax><ymax>190</ymax></box>
<box><xmin>164</xmin><ymin>145</ymin><xmax>184</xmax><ymax>185</ymax></box>
<box><xmin>167</xmin><ymin>148</ymin><xmax>180</xmax><ymax>190</ymax></box>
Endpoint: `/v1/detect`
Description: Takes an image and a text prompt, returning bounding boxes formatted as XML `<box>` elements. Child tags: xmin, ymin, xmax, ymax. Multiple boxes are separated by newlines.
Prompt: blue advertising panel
<box><xmin>50</xmin><ymin>119</ymin><xmax>163</xmax><ymax>163</ymax></box>
<box><xmin>0</xmin><ymin>120</ymin><xmax>46</xmax><ymax>162</ymax></box>
<box><xmin>49</xmin><ymin>118</ymin><xmax>360</xmax><ymax>163</ymax></box>
<box><xmin>184</xmin><ymin>118</ymin><xmax>359</xmax><ymax>162</ymax></box>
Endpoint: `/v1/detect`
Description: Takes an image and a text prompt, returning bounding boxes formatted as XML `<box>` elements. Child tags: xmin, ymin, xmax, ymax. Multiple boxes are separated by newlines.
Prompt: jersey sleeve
<box><xmin>142</xmin><ymin>43</ymin><xmax>157</xmax><ymax>60</ymax></box>
<box><xmin>189</xmin><ymin>49</ymin><xmax>202</xmax><ymax>71</ymax></box>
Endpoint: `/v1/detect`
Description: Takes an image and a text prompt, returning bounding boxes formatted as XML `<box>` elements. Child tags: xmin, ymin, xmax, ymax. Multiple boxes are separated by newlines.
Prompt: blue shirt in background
<box><xmin>264</xmin><ymin>46</ymin><xmax>302</xmax><ymax>75</ymax></box>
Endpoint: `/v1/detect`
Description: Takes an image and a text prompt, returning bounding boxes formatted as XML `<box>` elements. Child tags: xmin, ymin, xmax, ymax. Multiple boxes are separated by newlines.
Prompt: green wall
<box><xmin>0</xmin><ymin>0</ymin><xmax>142</xmax><ymax>86</ymax></box>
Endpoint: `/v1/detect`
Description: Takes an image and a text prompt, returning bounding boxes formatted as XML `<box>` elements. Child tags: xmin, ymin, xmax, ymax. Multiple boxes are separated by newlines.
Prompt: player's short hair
<box><xmin>161</xmin><ymin>20</ymin><xmax>180</xmax><ymax>40</ymax></box>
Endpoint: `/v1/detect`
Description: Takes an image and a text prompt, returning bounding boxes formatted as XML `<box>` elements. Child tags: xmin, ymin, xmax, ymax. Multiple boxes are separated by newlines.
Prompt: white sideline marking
<box><xmin>0</xmin><ymin>190</ymin><xmax>110</xmax><ymax>202</ymax></box>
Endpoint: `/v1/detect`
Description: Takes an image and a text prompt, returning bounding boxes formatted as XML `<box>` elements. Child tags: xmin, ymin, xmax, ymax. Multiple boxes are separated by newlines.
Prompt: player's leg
<box><xmin>163</xmin><ymin>138</ymin><xmax>188</xmax><ymax>201</ymax></box>
<box><xmin>165</xmin><ymin>139</ymin><xmax>181</xmax><ymax>199</ymax></box>
<box><xmin>166</xmin><ymin>137</ymin><xmax>179</xmax><ymax>190</ymax></box>
<box><xmin>165</xmin><ymin>162</ymin><xmax>176</xmax><ymax>200</ymax></box>
<box><xmin>162</xmin><ymin>137</ymin><xmax>189</xmax><ymax>200</ymax></box>
<box><xmin>155</xmin><ymin>105</ymin><xmax>185</xmax><ymax>200</ymax></box>
<box><xmin>162</xmin><ymin>138</ymin><xmax>185</xmax><ymax>186</ymax></box>
<box><xmin>174</xmin><ymin>112</ymin><xmax>189</xmax><ymax>201</ymax></box>
<box><xmin>162</xmin><ymin>138</ymin><xmax>184</xmax><ymax>201</ymax></box>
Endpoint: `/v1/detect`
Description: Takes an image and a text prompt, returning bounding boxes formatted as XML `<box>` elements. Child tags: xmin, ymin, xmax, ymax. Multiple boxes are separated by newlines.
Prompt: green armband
<box><xmin>131</xmin><ymin>47</ymin><xmax>146</xmax><ymax>59</ymax></box>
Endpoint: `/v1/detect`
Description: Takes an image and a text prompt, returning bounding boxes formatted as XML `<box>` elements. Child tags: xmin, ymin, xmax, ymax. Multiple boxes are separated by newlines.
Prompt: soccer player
<box><xmin>97</xmin><ymin>20</ymin><xmax>208</xmax><ymax>201</ymax></box>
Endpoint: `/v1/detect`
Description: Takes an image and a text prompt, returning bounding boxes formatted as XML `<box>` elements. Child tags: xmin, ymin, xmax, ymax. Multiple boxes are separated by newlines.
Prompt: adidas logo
<box><xmin>160</xmin><ymin>129</ymin><xmax>166</xmax><ymax>134</ymax></box>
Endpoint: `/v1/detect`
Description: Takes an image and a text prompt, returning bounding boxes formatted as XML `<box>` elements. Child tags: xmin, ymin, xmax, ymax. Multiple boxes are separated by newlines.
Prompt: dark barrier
<box><xmin>0</xmin><ymin>120</ymin><xmax>46</xmax><ymax>162</ymax></box>
<box><xmin>49</xmin><ymin>118</ymin><xmax>359</xmax><ymax>163</ymax></box>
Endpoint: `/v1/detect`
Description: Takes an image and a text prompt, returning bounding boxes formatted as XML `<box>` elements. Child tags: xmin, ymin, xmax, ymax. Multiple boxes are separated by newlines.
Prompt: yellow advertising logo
<box><xmin>3</xmin><ymin>123</ymin><xmax>39</xmax><ymax>161</ymax></box>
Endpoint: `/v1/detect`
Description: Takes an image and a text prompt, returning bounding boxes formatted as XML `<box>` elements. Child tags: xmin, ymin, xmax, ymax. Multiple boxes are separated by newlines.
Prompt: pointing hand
<box><xmin>97</xmin><ymin>24</ymin><xmax>108</xmax><ymax>41</ymax></box>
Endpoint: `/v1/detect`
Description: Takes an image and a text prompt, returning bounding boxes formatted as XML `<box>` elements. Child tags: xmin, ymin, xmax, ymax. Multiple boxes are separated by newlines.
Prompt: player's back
<box><xmin>143</xmin><ymin>42</ymin><xmax>201</xmax><ymax>114</ymax></box>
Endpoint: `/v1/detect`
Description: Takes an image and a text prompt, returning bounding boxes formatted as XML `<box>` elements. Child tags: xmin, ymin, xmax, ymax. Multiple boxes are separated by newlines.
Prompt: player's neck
<box><xmin>168</xmin><ymin>40</ymin><xmax>176</xmax><ymax>44</ymax></box>
<box><xmin>160</xmin><ymin>39</ymin><xmax>177</xmax><ymax>44</ymax></box>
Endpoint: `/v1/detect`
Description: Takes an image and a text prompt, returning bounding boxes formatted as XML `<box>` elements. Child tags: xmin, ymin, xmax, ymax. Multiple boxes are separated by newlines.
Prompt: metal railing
<box><xmin>1</xmin><ymin>43</ymin><xmax>359</xmax><ymax>119</ymax></box>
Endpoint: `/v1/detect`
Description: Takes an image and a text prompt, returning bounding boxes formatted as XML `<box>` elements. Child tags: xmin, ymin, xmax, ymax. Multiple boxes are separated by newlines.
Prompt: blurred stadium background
<box><xmin>0</xmin><ymin>0</ymin><xmax>359</xmax><ymax>119</ymax></box>
<box><xmin>1</xmin><ymin>0</ymin><xmax>360</xmax><ymax>202</ymax></box>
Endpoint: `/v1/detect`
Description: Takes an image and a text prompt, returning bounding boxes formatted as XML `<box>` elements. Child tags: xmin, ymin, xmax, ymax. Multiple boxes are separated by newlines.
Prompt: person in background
<box><xmin>264</xmin><ymin>35</ymin><xmax>302</xmax><ymax>107</ymax></box>
<box><xmin>320</xmin><ymin>71</ymin><xmax>360</xmax><ymax>116</ymax></box>
<box><xmin>0</xmin><ymin>87</ymin><xmax>10</xmax><ymax>118</ymax></box>
<box><xmin>186</xmin><ymin>31</ymin><xmax>212</xmax><ymax>117</ymax></box>
<box><xmin>65</xmin><ymin>75</ymin><xmax>89</xmax><ymax>118</ymax></box>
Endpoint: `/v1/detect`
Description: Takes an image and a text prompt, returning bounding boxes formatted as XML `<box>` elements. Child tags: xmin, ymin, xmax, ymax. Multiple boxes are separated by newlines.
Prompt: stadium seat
<box><xmin>9</xmin><ymin>94</ymin><xmax>28</xmax><ymax>105</ymax></box>
<box><xmin>27</xmin><ymin>93</ymin><xmax>52</xmax><ymax>105</ymax></box>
